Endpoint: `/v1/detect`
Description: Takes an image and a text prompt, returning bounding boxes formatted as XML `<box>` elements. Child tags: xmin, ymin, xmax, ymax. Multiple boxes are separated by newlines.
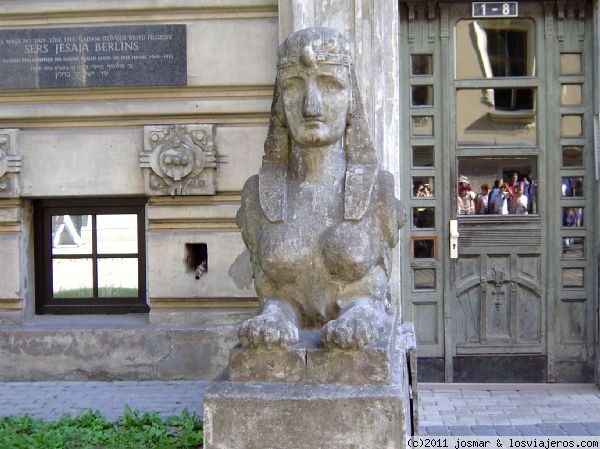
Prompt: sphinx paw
<box><xmin>238</xmin><ymin>301</ymin><xmax>299</xmax><ymax>349</ymax></box>
<box><xmin>321</xmin><ymin>299</ymin><xmax>384</xmax><ymax>349</ymax></box>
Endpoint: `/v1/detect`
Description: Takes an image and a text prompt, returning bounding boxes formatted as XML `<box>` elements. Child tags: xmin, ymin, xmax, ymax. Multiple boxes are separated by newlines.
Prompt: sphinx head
<box><xmin>276</xmin><ymin>28</ymin><xmax>352</xmax><ymax>147</ymax></box>
<box><xmin>260</xmin><ymin>27</ymin><xmax>378</xmax><ymax>222</ymax></box>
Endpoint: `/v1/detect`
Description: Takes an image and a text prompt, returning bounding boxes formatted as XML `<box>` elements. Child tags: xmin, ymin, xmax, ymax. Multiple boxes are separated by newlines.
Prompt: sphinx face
<box><xmin>279</xmin><ymin>62</ymin><xmax>350</xmax><ymax>147</ymax></box>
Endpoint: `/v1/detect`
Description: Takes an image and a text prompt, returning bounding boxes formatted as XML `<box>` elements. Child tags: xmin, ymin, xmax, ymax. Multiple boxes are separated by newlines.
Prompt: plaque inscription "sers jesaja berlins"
<box><xmin>0</xmin><ymin>24</ymin><xmax>186</xmax><ymax>89</ymax></box>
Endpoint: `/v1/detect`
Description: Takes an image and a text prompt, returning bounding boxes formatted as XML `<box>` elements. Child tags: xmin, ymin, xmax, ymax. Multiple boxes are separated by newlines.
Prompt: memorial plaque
<box><xmin>0</xmin><ymin>25</ymin><xmax>186</xmax><ymax>89</ymax></box>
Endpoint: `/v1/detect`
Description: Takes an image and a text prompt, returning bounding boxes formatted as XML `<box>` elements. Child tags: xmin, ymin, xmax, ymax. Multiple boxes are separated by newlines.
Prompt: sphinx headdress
<box><xmin>259</xmin><ymin>27</ymin><xmax>378</xmax><ymax>222</ymax></box>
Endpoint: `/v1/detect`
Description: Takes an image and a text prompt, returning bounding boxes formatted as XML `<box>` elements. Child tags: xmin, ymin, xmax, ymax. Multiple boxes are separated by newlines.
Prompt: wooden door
<box><xmin>400</xmin><ymin>0</ymin><xmax>597</xmax><ymax>382</ymax></box>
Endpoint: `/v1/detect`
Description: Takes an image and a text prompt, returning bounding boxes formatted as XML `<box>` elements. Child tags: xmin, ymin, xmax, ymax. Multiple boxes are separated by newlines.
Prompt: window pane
<box><xmin>456</xmin><ymin>89</ymin><xmax>536</xmax><ymax>146</ymax></box>
<box><xmin>562</xmin><ymin>115</ymin><xmax>582</xmax><ymax>137</ymax></box>
<box><xmin>97</xmin><ymin>214</ymin><xmax>138</xmax><ymax>254</ymax></box>
<box><xmin>413</xmin><ymin>239</ymin><xmax>436</xmax><ymax>259</ymax></box>
<box><xmin>98</xmin><ymin>258</ymin><xmax>139</xmax><ymax>297</ymax></box>
<box><xmin>412</xmin><ymin>54</ymin><xmax>433</xmax><ymax>75</ymax></box>
<box><xmin>561</xmin><ymin>84</ymin><xmax>582</xmax><ymax>106</ymax></box>
<box><xmin>413</xmin><ymin>268</ymin><xmax>436</xmax><ymax>290</ymax></box>
<box><xmin>412</xmin><ymin>146</ymin><xmax>435</xmax><ymax>167</ymax></box>
<box><xmin>412</xmin><ymin>85</ymin><xmax>433</xmax><ymax>106</ymax></box>
<box><xmin>52</xmin><ymin>215</ymin><xmax>92</xmax><ymax>255</ymax></box>
<box><xmin>413</xmin><ymin>176</ymin><xmax>435</xmax><ymax>197</ymax></box>
<box><xmin>52</xmin><ymin>258</ymin><xmax>93</xmax><ymax>298</ymax></box>
<box><xmin>413</xmin><ymin>207</ymin><xmax>435</xmax><ymax>228</ymax></box>
<box><xmin>562</xmin><ymin>268</ymin><xmax>584</xmax><ymax>288</ymax></box>
<box><xmin>562</xmin><ymin>146</ymin><xmax>584</xmax><ymax>167</ymax></box>
<box><xmin>457</xmin><ymin>158</ymin><xmax>538</xmax><ymax>215</ymax></box>
<box><xmin>563</xmin><ymin>207</ymin><xmax>584</xmax><ymax>227</ymax></box>
<box><xmin>561</xmin><ymin>177</ymin><xmax>584</xmax><ymax>197</ymax></box>
<box><xmin>412</xmin><ymin>116</ymin><xmax>434</xmax><ymax>136</ymax></box>
<box><xmin>456</xmin><ymin>19</ymin><xmax>535</xmax><ymax>79</ymax></box>
<box><xmin>562</xmin><ymin>237</ymin><xmax>584</xmax><ymax>260</ymax></box>
<box><xmin>560</xmin><ymin>53</ymin><xmax>582</xmax><ymax>75</ymax></box>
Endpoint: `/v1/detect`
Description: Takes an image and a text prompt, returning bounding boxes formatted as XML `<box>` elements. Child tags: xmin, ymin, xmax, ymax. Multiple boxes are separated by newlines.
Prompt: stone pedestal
<box><xmin>203</xmin><ymin>322</ymin><xmax>417</xmax><ymax>449</ymax></box>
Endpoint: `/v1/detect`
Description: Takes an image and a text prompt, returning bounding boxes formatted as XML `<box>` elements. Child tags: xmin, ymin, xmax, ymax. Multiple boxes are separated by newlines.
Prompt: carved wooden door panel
<box><xmin>454</xmin><ymin>220</ymin><xmax>543</xmax><ymax>354</ymax></box>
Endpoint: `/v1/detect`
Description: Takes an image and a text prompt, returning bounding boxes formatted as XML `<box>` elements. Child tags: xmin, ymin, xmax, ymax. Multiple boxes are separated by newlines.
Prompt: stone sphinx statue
<box><xmin>237</xmin><ymin>27</ymin><xmax>406</xmax><ymax>351</ymax></box>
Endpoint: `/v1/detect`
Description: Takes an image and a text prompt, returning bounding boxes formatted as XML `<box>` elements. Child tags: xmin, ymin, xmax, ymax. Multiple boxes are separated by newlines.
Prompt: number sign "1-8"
<box><xmin>472</xmin><ymin>2</ymin><xmax>518</xmax><ymax>18</ymax></box>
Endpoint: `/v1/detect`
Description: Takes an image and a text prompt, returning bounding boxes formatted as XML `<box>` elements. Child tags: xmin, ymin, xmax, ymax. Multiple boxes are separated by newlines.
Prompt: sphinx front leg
<box><xmin>321</xmin><ymin>297</ymin><xmax>386</xmax><ymax>349</ymax></box>
<box><xmin>238</xmin><ymin>299</ymin><xmax>300</xmax><ymax>349</ymax></box>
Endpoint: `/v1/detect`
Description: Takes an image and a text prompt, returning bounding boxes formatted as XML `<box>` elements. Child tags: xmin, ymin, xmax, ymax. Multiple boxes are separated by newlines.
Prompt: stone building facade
<box><xmin>0</xmin><ymin>0</ymin><xmax>598</xmax><ymax>383</ymax></box>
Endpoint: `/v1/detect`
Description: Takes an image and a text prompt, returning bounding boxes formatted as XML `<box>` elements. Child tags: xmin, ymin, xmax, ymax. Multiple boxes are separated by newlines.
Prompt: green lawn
<box><xmin>0</xmin><ymin>407</ymin><xmax>202</xmax><ymax>449</ymax></box>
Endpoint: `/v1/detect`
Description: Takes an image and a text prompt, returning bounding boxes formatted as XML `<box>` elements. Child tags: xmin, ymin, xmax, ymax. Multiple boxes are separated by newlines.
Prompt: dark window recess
<box><xmin>34</xmin><ymin>197</ymin><xmax>148</xmax><ymax>314</ymax></box>
<box><xmin>186</xmin><ymin>243</ymin><xmax>208</xmax><ymax>279</ymax></box>
<box><xmin>486</xmin><ymin>29</ymin><xmax>534</xmax><ymax>110</ymax></box>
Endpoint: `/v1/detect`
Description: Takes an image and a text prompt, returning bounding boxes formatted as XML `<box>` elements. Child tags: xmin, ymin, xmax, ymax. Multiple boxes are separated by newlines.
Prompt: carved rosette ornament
<box><xmin>0</xmin><ymin>129</ymin><xmax>22</xmax><ymax>198</ymax></box>
<box><xmin>140</xmin><ymin>124</ymin><xmax>217</xmax><ymax>196</ymax></box>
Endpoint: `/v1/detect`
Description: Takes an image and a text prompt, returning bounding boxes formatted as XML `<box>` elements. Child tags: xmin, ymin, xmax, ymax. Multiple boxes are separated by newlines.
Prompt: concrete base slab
<box><xmin>204</xmin><ymin>322</ymin><xmax>417</xmax><ymax>448</ymax></box>
<box><xmin>203</xmin><ymin>380</ymin><xmax>411</xmax><ymax>449</ymax></box>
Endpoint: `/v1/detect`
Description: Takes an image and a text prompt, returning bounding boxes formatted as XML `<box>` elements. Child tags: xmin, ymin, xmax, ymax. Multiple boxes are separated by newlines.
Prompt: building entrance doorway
<box><xmin>400</xmin><ymin>1</ymin><xmax>597</xmax><ymax>382</ymax></box>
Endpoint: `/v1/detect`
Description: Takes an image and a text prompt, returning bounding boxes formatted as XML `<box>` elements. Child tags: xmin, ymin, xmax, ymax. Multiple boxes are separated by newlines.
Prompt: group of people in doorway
<box><xmin>457</xmin><ymin>172</ymin><xmax>536</xmax><ymax>216</ymax></box>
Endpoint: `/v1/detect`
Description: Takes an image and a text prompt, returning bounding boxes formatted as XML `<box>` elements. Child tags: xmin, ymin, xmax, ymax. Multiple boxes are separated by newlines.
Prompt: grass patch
<box><xmin>0</xmin><ymin>406</ymin><xmax>203</xmax><ymax>448</ymax></box>
<box><xmin>53</xmin><ymin>287</ymin><xmax>138</xmax><ymax>298</ymax></box>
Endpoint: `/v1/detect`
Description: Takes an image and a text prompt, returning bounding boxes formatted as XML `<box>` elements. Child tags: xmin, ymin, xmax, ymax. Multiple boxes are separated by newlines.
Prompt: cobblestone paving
<box><xmin>0</xmin><ymin>381</ymin><xmax>598</xmax><ymax>436</ymax></box>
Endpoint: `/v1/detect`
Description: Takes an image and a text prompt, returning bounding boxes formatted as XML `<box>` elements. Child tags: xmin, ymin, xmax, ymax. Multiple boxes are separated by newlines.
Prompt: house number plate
<box><xmin>472</xmin><ymin>2</ymin><xmax>518</xmax><ymax>18</ymax></box>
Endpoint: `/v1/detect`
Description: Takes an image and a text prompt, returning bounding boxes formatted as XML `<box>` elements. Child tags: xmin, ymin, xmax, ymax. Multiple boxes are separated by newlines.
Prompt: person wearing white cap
<box><xmin>457</xmin><ymin>175</ymin><xmax>476</xmax><ymax>215</ymax></box>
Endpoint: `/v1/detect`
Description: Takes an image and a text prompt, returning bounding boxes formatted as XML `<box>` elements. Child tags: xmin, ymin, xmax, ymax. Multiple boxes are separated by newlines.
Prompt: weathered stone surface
<box><xmin>236</xmin><ymin>26</ymin><xmax>406</xmax><ymax>351</ymax></box>
<box><xmin>0</xmin><ymin>319</ymin><xmax>241</xmax><ymax>381</ymax></box>
<box><xmin>206</xmin><ymin>323</ymin><xmax>415</xmax><ymax>448</ymax></box>
<box><xmin>204</xmin><ymin>380</ymin><xmax>409</xmax><ymax>449</ymax></box>
<box><xmin>228</xmin><ymin>343</ymin><xmax>306</xmax><ymax>382</ymax></box>
<box><xmin>228</xmin><ymin>315</ymin><xmax>416</xmax><ymax>388</ymax></box>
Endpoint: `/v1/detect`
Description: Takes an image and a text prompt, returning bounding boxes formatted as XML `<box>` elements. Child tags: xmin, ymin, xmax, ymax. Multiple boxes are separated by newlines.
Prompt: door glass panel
<box><xmin>97</xmin><ymin>214</ymin><xmax>138</xmax><ymax>254</ymax></box>
<box><xmin>52</xmin><ymin>215</ymin><xmax>92</xmax><ymax>255</ymax></box>
<box><xmin>412</xmin><ymin>54</ymin><xmax>433</xmax><ymax>75</ymax></box>
<box><xmin>561</xmin><ymin>84</ymin><xmax>582</xmax><ymax>105</ymax></box>
<box><xmin>412</xmin><ymin>238</ymin><xmax>436</xmax><ymax>259</ymax></box>
<box><xmin>456</xmin><ymin>89</ymin><xmax>536</xmax><ymax>146</ymax></box>
<box><xmin>412</xmin><ymin>116</ymin><xmax>434</xmax><ymax>136</ymax></box>
<box><xmin>560</xmin><ymin>53</ymin><xmax>582</xmax><ymax>75</ymax></box>
<box><xmin>562</xmin><ymin>237</ymin><xmax>584</xmax><ymax>259</ymax></box>
<box><xmin>412</xmin><ymin>85</ymin><xmax>434</xmax><ymax>106</ymax></box>
<box><xmin>562</xmin><ymin>268</ymin><xmax>584</xmax><ymax>288</ymax></box>
<box><xmin>563</xmin><ymin>207</ymin><xmax>584</xmax><ymax>227</ymax></box>
<box><xmin>456</xmin><ymin>19</ymin><xmax>535</xmax><ymax>79</ymax></box>
<box><xmin>562</xmin><ymin>146</ymin><xmax>584</xmax><ymax>167</ymax></box>
<box><xmin>52</xmin><ymin>258</ymin><xmax>93</xmax><ymax>298</ymax></box>
<box><xmin>98</xmin><ymin>258</ymin><xmax>138</xmax><ymax>297</ymax></box>
<box><xmin>413</xmin><ymin>176</ymin><xmax>435</xmax><ymax>197</ymax></box>
<box><xmin>561</xmin><ymin>115</ymin><xmax>583</xmax><ymax>136</ymax></box>
<box><xmin>561</xmin><ymin>177</ymin><xmax>584</xmax><ymax>197</ymax></box>
<box><xmin>412</xmin><ymin>145</ymin><xmax>435</xmax><ymax>167</ymax></box>
<box><xmin>413</xmin><ymin>207</ymin><xmax>435</xmax><ymax>228</ymax></box>
<box><xmin>413</xmin><ymin>268</ymin><xmax>436</xmax><ymax>290</ymax></box>
<box><xmin>457</xmin><ymin>157</ymin><xmax>538</xmax><ymax>215</ymax></box>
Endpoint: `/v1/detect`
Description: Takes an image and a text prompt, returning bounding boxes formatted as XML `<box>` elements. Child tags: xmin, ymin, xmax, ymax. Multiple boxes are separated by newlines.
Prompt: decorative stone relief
<box><xmin>0</xmin><ymin>129</ymin><xmax>22</xmax><ymax>198</ymax></box>
<box><xmin>140</xmin><ymin>124</ymin><xmax>217</xmax><ymax>196</ymax></box>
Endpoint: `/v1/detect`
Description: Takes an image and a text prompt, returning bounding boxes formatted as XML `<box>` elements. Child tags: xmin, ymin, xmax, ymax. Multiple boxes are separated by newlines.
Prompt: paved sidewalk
<box><xmin>418</xmin><ymin>383</ymin><xmax>600</xmax><ymax>436</ymax></box>
<box><xmin>0</xmin><ymin>381</ymin><xmax>598</xmax><ymax>436</ymax></box>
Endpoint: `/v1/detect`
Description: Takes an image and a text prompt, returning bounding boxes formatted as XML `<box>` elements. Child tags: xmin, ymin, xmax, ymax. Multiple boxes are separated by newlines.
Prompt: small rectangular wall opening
<box><xmin>186</xmin><ymin>243</ymin><xmax>208</xmax><ymax>279</ymax></box>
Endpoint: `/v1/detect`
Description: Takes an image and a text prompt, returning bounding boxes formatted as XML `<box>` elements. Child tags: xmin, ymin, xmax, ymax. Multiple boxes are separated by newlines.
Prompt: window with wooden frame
<box><xmin>34</xmin><ymin>198</ymin><xmax>148</xmax><ymax>314</ymax></box>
